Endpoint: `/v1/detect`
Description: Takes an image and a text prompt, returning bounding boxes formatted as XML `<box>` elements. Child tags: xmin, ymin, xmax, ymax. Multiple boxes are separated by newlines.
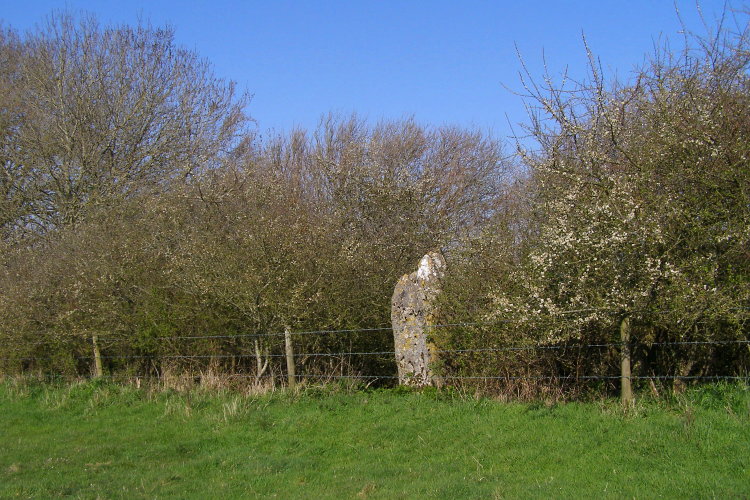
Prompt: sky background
<box><xmin>1</xmin><ymin>1</ymin><xmax>737</xmax><ymax>143</ymax></box>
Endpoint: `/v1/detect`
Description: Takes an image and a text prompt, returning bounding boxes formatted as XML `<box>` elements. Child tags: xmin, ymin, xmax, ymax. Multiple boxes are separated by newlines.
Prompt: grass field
<box><xmin>0</xmin><ymin>379</ymin><xmax>748</xmax><ymax>499</ymax></box>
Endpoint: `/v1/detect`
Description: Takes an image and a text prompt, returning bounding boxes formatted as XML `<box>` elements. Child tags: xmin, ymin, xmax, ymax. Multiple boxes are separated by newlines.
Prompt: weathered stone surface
<box><xmin>391</xmin><ymin>251</ymin><xmax>446</xmax><ymax>386</ymax></box>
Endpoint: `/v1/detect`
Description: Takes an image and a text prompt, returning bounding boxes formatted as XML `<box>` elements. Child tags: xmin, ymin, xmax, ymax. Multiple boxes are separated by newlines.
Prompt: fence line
<box><xmin>45</xmin><ymin>373</ymin><xmax>750</xmax><ymax>383</ymax></box>
<box><xmin>2</xmin><ymin>339</ymin><xmax>749</xmax><ymax>363</ymax></box>
<box><xmin>2</xmin><ymin>312</ymin><xmax>747</xmax><ymax>389</ymax></box>
<box><xmin>4</xmin><ymin>306</ymin><xmax>747</xmax><ymax>345</ymax></box>
<box><xmin>4</xmin><ymin>305</ymin><xmax>748</xmax><ymax>345</ymax></box>
<box><xmin>123</xmin><ymin>326</ymin><xmax>397</xmax><ymax>342</ymax></box>
<box><xmin>3</xmin><ymin>332</ymin><xmax>749</xmax><ymax>355</ymax></box>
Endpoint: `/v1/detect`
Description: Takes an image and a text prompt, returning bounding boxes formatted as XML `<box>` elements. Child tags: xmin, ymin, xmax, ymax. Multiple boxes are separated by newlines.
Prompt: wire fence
<box><xmin>87</xmin><ymin>372</ymin><xmax>749</xmax><ymax>381</ymax></box>
<box><xmin>1</xmin><ymin>319</ymin><xmax>748</xmax><ymax>388</ymax></box>
<box><xmin>4</xmin><ymin>339</ymin><xmax>750</xmax><ymax>362</ymax></box>
<box><xmin>5</xmin><ymin>304</ymin><xmax>749</xmax><ymax>346</ymax></box>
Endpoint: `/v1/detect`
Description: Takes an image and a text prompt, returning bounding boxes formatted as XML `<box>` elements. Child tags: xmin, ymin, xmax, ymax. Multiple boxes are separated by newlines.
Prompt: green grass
<box><xmin>1</xmin><ymin>379</ymin><xmax>748</xmax><ymax>499</ymax></box>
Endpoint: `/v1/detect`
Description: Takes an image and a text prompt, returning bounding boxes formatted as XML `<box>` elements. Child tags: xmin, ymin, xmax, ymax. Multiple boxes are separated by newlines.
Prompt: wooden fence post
<box><xmin>620</xmin><ymin>316</ymin><xmax>633</xmax><ymax>405</ymax></box>
<box><xmin>92</xmin><ymin>334</ymin><xmax>103</xmax><ymax>378</ymax></box>
<box><xmin>284</xmin><ymin>328</ymin><xmax>296</xmax><ymax>389</ymax></box>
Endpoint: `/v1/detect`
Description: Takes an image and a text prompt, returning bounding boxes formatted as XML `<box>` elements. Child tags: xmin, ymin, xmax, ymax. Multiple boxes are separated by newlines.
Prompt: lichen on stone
<box><xmin>391</xmin><ymin>251</ymin><xmax>445</xmax><ymax>386</ymax></box>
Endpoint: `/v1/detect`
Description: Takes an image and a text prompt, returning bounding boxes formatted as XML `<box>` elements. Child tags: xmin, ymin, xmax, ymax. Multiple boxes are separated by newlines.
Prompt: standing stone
<box><xmin>391</xmin><ymin>251</ymin><xmax>446</xmax><ymax>386</ymax></box>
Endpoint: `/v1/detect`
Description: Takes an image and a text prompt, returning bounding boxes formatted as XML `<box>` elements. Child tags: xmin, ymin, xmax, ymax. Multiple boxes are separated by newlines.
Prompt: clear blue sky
<box><xmin>1</xmin><ymin>1</ymin><xmax>736</xmax><ymax>142</ymax></box>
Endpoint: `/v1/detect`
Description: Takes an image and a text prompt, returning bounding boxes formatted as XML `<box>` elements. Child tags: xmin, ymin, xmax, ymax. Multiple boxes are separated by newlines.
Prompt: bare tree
<box><xmin>0</xmin><ymin>26</ymin><xmax>30</xmax><ymax>241</ymax></box>
<box><xmin>2</xmin><ymin>12</ymin><xmax>249</xmax><ymax>234</ymax></box>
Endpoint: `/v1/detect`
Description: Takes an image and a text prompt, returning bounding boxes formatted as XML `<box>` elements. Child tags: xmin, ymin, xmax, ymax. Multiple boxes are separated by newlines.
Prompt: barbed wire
<box><xmin>2</xmin><ymin>309</ymin><xmax>747</xmax><ymax>387</ymax></box>
<box><xmin>2</xmin><ymin>338</ymin><xmax>748</xmax><ymax>363</ymax></box>
<box><xmin>3</xmin><ymin>304</ymin><xmax>748</xmax><ymax>346</ymax></box>
<box><xmin>0</xmin><ymin>326</ymin><xmax>394</xmax><ymax>347</ymax></box>
<box><xmin>121</xmin><ymin>326</ymin><xmax>396</xmax><ymax>342</ymax></box>
<box><xmin>34</xmin><ymin>373</ymin><xmax>749</xmax><ymax>382</ymax></box>
<box><xmin>3</xmin><ymin>320</ymin><xmax>749</xmax><ymax>348</ymax></box>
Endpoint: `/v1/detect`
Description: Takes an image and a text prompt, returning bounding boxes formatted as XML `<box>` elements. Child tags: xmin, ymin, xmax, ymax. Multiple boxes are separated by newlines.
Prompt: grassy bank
<box><xmin>1</xmin><ymin>379</ymin><xmax>748</xmax><ymax>499</ymax></box>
